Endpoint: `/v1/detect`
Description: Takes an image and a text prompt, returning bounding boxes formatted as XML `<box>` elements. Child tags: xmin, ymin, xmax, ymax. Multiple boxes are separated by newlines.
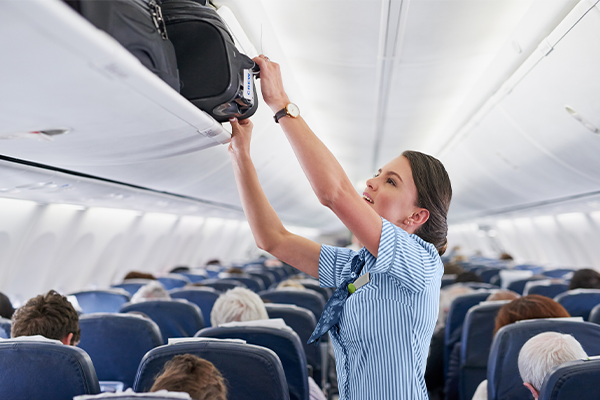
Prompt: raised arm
<box><xmin>254</xmin><ymin>56</ymin><xmax>383</xmax><ymax>256</ymax></box>
<box><xmin>228</xmin><ymin>117</ymin><xmax>321</xmax><ymax>278</ymax></box>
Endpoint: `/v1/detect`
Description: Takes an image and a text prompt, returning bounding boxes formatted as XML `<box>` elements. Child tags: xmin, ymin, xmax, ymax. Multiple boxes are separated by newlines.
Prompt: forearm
<box><xmin>278</xmin><ymin>115</ymin><xmax>354</xmax><ymax>208</ymax></box>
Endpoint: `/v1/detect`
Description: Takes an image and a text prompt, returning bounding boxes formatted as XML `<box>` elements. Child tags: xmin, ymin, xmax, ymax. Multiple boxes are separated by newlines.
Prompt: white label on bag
<box><xmin>243</xmin><ymin>69</ymin><xmax>254</xmax><ymax>102</ymax></box>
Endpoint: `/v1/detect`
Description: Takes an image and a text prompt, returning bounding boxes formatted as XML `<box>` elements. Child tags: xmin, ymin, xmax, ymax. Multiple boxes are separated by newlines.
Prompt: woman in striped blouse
<box><xmin>228</xmin><ymin>55</ymin><xmax>452</xmax><ymax>399</ymax></box>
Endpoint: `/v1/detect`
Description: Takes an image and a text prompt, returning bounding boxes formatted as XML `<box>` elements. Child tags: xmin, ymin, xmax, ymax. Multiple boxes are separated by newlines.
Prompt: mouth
<box><xmin>362</xmin><ymin>193</ymin><xmax>374</xmax><ymax>204</ymax></box>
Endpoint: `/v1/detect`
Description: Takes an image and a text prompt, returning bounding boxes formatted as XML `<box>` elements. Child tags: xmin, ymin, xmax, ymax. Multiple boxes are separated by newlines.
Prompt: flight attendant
<box><xmin>228</xmin><ymin>55</ymin><xmax>452</xmax><ymax>399</ymax></box>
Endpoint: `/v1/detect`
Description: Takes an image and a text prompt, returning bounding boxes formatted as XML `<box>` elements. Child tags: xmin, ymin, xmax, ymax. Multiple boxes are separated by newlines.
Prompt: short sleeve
<box><xmin>370</xmin><ymin>218</ymin><xmax>441</xmax><ymax>292</ymax></box>
<box><xmin>318</xmin><ymin>245</ymin><xmax>355</xmax><ymax>288</ymax></box>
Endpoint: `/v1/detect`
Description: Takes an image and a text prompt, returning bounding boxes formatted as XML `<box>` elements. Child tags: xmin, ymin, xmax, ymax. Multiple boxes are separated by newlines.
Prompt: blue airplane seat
<box><xmin>260</xmin><ymin>289</ymin><xmax>326</xmax><ymax>321</ymax></box>
<box><xmin>267</xmin><ymin>266</ymin><xmax>287</xmax><ymax>282</ymax></box>
<box><xmin>459</xmin><ymin>282</ymin><xmax>499</xmax><ymax>290</ymax></box>
<box><xmin>119</xmin><ymin>300</ymin><xmax>204</xmax><ymax>344</ymax></box>
<box><xmin>459</xmin><ymin>300</ymin><xmax>509</xmax><ymax>400</ymax></box>
<box><xmin>265</xmin><ymin>303</ymin><xmax>323</xmax><ymax>387</ymax></box>
<box><xmin>589</xmin><ymin>304</ymin><xmax>600</xmax><ymax>324</ymax></box>
<box><xmin>70</xmin><ymin>289</ymin><xmax>131</xmax><ymax>314</ymax></box>
<box><xmin>541</xmin><ymin>268</ymin><xmax>575</xmax><ymax>279</ymax></box>
<box><xmin>442</xmin><ymin>275</ymin><xmax>457</xmax><ymax>288</ymax></box>
<box><xmin>197</xmin><ymin>325</ymin><xmax>308</xmax><ymax>400</ymax></box>
<box><xmin>169</xmin><ymin>287</ymin><xmax>220</xmax><ymax>327</ymax></box>
<box><xmin>112</xmin><ymin>279</ymin><xmax>155</xmax><ymax>296</ymax></box>
<box><xmin>200</xmin><ymin>278</ymin><xmax>246</xmax><ymax>292</ymax></box>
<box><xmin>294</xmin><ymin>280</ymin><xmax>332</xmax><ymax>302</ymax></box>
<box><xmin>537</xmin><ymin>357</ymin><xmax>600</xmax><ymax>400</ymax></box>
<box><xmin>444</xmin><ymin>291</ymin><xmax>492</xmax><ymax>378</ymax></box>
<box><xmin>555</xmin><ymin>289</ymin><xmax>600</xmax><ymax>320</ymax></box>
<box><xmin>0</xmin><ymin>339</ymin><xmax>100</xmax><ymax>399</ymax></box>
<box><xmin>514</xmin><ymin>264</ymin><xmax>546</xmax><ymax>274</ymax></box>
<box><xmin>523</xmin><ymin>281</ymin><xmax>569</xmax><ymax>298</ymax></box>
<box><xmin>78</xmin><ymin>313</ymin><xmax>163</xmax><ymax>390</ymax></box>
<box><xmin>0</xmin><ymin>317</ymin><xmax>11</xmax><ymax>337</ymax></box>
<box><xmin>507</xmin><ymin>277</ymin><xmax>546</xmax><ymax>295</ymax></box>
<box><xmin>246</xmin><ymin>270</ymin><xmax>276</xmax><ymax>289</ymax></box>
<box><xmin>133</xmin><ymin>339</ymin><xmax>289</xmax><ymax>400</ymax></box>
<box><xmin>478</xmin><ymin>268</ymin><xmax>503</xmax><ymax>284</ymax></box>
<box><xmin>157</xmin><ymin>274</ymin><xmax>191</xmax><ymax>290</ymax></box>
<box><xmin>178</xmin><ymin>271</ymin><xmax>207</xmax><ymax>283</ymax></box>
<box><xmin>487</xmin><ymin>319</ymin><xmax>600</xmax><ymax>400</ymax></box>
<box><xmin>218</xmin><ymin>275</ymin><xmax>264</xmax><ymax>292</ymax></box>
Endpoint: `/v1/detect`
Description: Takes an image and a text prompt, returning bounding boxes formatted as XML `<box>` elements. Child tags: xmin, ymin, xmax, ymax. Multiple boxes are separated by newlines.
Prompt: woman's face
<box><xmin>363</xmin><ymin>155</ymin><xmax>422</xmax><ymax>232</ymax></box>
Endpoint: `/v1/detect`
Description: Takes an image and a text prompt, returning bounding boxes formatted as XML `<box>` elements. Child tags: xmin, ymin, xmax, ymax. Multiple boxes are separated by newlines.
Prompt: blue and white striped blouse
<box><xmin>319</xmin><ymin>218</ymin><xmax>443</xmax><ymax>399</ymax></box>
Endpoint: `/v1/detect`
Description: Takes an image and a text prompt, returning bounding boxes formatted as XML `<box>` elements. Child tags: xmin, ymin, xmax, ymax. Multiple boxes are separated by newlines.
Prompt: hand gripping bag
<box><xmin>160</xmin><ymin>0</ymin><xmax>259</xmax><ymax>122</ymax></box>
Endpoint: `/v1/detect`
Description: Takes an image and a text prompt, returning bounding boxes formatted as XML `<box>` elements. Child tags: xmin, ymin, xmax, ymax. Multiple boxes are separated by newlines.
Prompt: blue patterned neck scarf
<box><xmin>308</xmin><ymin>250</ymin><xmax>366</xmax><ymax>345</ymax></box>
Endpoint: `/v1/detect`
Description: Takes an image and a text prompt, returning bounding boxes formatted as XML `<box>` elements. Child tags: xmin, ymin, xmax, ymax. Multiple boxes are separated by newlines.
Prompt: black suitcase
<box><xmin>65</xmin><ymin>0</ymin><xmax>180</xmax><ymax>92</ymax></box>
<box><xmin>161</xmin><ymin>0</ymin><xmax>259</xmax><ymax>122</ymax></box>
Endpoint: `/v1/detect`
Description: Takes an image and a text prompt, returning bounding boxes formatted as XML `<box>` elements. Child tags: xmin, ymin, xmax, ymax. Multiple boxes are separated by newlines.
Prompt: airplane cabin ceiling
<box><xmin>1</xmin><ymin>0</ymin><xmax>598</xmax><ymax>232</ymax></box>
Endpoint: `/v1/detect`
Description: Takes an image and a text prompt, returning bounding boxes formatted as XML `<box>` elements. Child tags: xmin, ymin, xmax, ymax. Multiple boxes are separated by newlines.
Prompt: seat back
<box><xmin>197</xmin><ymin>325</ymin><xmax>308</xmax><ymax>400</ymax></box>
<box><xmin>478</xmin><ymin>268</ymin><xmax>503</xmax><ymax>284</ymax></box>
<box><xmin>523</xmin><ymin>281</ymin><xmax>569</xmax><ymax>298</ymax></box>
<box><xmin>178</xmin><ymin>271</ymin><xmax>207</xmax><ymax>283</ymax></box>
<box><xmin>112</xmin><ymin>279</ymin><xmax>155</xmax><ymax>296</ymax></box>
<box><xmin>133</xmin><ymin>340</ymin><xmax>289</xmax><ymax>400</ymax></box>
<box><xmin>265</xmin><ymin>303</ymin><xmax>321</xmax><ymax>384</ymax></box>
<box><xmin>200</xmin><ymin>279</ymin><xmax>245</xmax><ymax>292</ymax></box>
<box><xmin>295</xmin><ymin>280</ymin><xmax>332</xmax><ymax>302</ymax></box>
<box><xmin>538</xmin><ymin>357</ymin><xmax>600</xmax><ymax>400</ymax></box>
<box><xmin>459</xmin><ymin>301</ymin><xmax>509</xmax><ymax>400</ymax></box>
<box><xmin>119</xmin><ymin>300</ymin><xmax>204</xmax><ymax>344</ymax></box>
<box><xmin>444</xmin><ymin>291</ymin><xmax>491</xmax><ymax>377</ymax></box>
<box><xmin>441</xmin><ymin>275</ymin><xmax>456</xmax><ymax>288</ymax></box>
<box><xmin>260</xmin><ymin>289</ymin><xmax>325</xmax><ymax>321</ymax></box>
<box><xmin>589</xmin><ymin>303</ymin><xmax>600</xmax><ymax>324</ymax></box>
<box><xmin>70</xmin><ymin>289</ymin><xmax>131</xmax><ymax>314</ymax></box>
<box><xmin>157</xmin><ymin>274</ymin><xmax>191</xmax><ymax>290</ymax></box>
<box><xmin>0</xmin><ymin>339</ymin><xmax>100</xmax><ymax>399</ymax></box>
<box><xmin>507</xmin><ymin>277</ymin><xmax>546</xmax><ymax>295</ymax></box>
<box><xmin>541</xmin><ymin>268</ymin><xmax>575</xmax><ymax>279</ymax></box>
<box><xmin>0</xmin><ymin>317</ymin><xmax>11</xmax><ymax>337</ymax></box>
<box><xmin>555</xmin><ymin>289</ymin><xmax>600</xmax><ymax>320</ymax></box>
<box><xmin>487</xmin><ymin>319</ymin><xmax>600</xmax><ymax>400</ymax></box>
<box><xmin>169</xmin><ymin>287</ymin><xmax>220</xmax><ymax>327</ymax></box>
<box><xmin>78</xmin><ymin>313</ymin><xmax>163</xmax><ymax>389</ymax></box>
<box><xmin>219</xmin><ymin>275</ymin><xmax>264</xmax><ymax>292</ymax></box>
<box><xmin>246</xmin><ymin>270</ymin><xmax>276</xmax><ymax>289</ymax></box>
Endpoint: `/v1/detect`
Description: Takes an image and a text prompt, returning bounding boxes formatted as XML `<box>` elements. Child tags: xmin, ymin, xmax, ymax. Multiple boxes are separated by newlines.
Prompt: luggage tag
<box><xmin>348</xmin><ymin>272</ymin><xmax>370</xmax><ymax>294</ymax></box>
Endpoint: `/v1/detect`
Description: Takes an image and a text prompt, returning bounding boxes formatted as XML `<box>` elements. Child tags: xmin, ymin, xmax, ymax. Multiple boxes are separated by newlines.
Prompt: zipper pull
<box><xmin>149</xmin><ymin>1</ymin><xmax>168</xmax><ymax>40</ymax></box>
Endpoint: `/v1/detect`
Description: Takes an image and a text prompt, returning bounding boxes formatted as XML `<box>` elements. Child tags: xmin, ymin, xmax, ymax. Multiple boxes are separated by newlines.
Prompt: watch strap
<box><xmin>274</xmin><ymin>107</ymin><xmax>288</xmax><ymax>123</ymax></box>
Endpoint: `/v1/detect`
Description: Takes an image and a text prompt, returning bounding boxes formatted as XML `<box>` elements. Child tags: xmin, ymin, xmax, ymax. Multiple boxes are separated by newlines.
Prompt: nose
<box><xmin>366</xmin><ymin>177</ymin><xmax>376</xmax><ymax>190</ymax></box>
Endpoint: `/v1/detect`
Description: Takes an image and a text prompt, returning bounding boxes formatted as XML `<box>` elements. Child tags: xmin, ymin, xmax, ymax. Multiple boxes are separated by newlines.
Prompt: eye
<box><xmin>387</xmin><ymin>178</ymin><xmax>397</xmax><ymax>187</ymax></box>
<box><xmin>373</xmin><ymin>170</ymin><xmax>381</xmax><ymax>178</ymax></box>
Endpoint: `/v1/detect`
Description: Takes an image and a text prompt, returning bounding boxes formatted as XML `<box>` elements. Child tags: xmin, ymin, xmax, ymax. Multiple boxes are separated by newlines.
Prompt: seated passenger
<box><xmin>471</xmin><ymin>295</ymin><xmax>571</xmax><ymax>400</ymax></box>
<box><xmin>518</xmin><ymin>332</ymin><xmax>588</xmax><ymax>399</ymax></box>
<box><xmin>124</xmin><ymin>271</ymin><xmax>156</xmax><ymax>280</ymax></box>
<box><xmin>276</xmin><ymin>279</ymin><xmax>305</xmax><ymax>290</ymax></box>
<box><xmin>0</xmin><ymin>292</ymin><xmax>15</xmax><ymax>319</ymax></box>
<box><xmin>454</xmin><ymin>271</ymin><xmax>483</xmax><ymax>284</ymax></box>
<box><xmin>210</xmin><ymin>287</ymin><xmax>268</xmax><ymax>327</ymax></box>
<box><xmin>210</xmin><ymin>287</ymin><xmax>326</xmax><ymax>400</ymax></box>
<box><xmin>131</xmin><ymin>281</ymin><xmax>171</xmax><ymax>303</ymax></box>
<box><xmin>150</xmin><ymin>354</ymin><xmax>227</xmax><ymax>400</ymax></box>
<box><xmin>568</xmin><ymin>268</ymin><xmax>600</xmax><ymax>290</ymax></box>
<box><xmin>486</xmin><ymin>289</ymin><xmax>520</xmax><ymax>302</ymax></box>
<box><xmin>11</xmin><ymin>290</ymin><xmax>80</xmax><ymax>345</ymax></box>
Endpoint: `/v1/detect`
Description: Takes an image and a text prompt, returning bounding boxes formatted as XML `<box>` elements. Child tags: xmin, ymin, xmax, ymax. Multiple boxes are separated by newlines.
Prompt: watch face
<box><xmin>287</xmin><ymin>103</ymin><xmax>300</xmax><ymax>117</ymax></box>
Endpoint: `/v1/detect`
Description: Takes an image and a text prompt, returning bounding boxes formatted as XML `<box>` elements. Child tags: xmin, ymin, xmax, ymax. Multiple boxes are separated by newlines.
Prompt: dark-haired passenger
<box><xmin>11</xmin><ymin>290</ymin><xmax>80</xmax><ymax>345</ymax></box>
<box><xmin>150</xmin><ymin>354</ymin><xmax>227</xmax><ymax>400</ymax></box>
<box><xmin>0</xmin><ymin>292</ymin><xmax>15</xmax><ymax>319</ymax></box>
<box><xmin>471</xmin><ymin>295</ymin><xmax>571</xmax><ymax>400</ymax></box>
<box><xmin>124</xmin><ymin>271</ymin><xmax>156</xmax><ymax>280</ymax></box>
<box><xmin>568</xmin><ymin>268</ymin><xmax>600</xmax><ymax>290</ymax></box>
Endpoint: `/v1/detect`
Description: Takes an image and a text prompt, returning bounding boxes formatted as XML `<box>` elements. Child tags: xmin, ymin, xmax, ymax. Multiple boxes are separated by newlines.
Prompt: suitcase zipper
<box><xmin>149</xmin><ymin>0</ymin><xmax>168</xmax><ymax>40</ymax></box>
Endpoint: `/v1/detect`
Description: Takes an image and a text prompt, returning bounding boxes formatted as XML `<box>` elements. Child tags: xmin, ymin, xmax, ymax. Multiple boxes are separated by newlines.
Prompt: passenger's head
<box><xmin>124</xmin><ymin>271</ymin><xmax>156</xmax><ymax>280</ymax></box>
<box><xmin>402</xmin><ymin>151</ymin><xmax>452</xmax><ymax>255</ymax></box>
<box><xmin>499</xmin><ymin>253</ymin><xmax>514</xmax><ymax>260</ymax></box>
<box><xmin>437</xmin><ymin>285</ymin><xmax>474</xmax><ymax>330</ymax></box>
<box><xmin>443</xmin><ymin>263</ymin><xmax>464</xmax><ymax>276</ymax></box>
<box><xmin>568</xmin><ymin>268</ymin><xmax>600</xmax><ymax>290</ymax></box>
<box><xmin>150</xmin><ymin>354</ymin><xmax>227</xmax><ymax>400</ymax></box>
<box><xmin>454</xmin><ymin>271</ymin><xmax>483</xmax><ymax>284</ymax></box>
<box><xmin>11</xmin><ymin>290</ymin><xmax>80</xmax><ymax>345</ymax></box>
<box><xmin>518</xmin><ymin>332</ymin><xmax>587</xmax><ymax>399</ymax></box>
<box><xmin>210</xmin><ymin>287</ymin><xmax>268</xmax><ymax>327</ymax></box>
<box><xmin>0</xmin><ymin>292</ymin><xmax>15</xmax><ymax>319</ymax></box>
<box><xmin>486</xmin><ymin>290</ymin><xmax>520</xmax><ymax>302</ymax></box>
<box><xmin>131</xmin><ymin>281</ymin><xmax>171</xmax><ymax>303</ymax></box>
<box><xmin>277</xmin><ymin>279</ymin><xmax>305</xmax><ymax>290</ymax></box>
<box><xmin>170</xmin><ymin>266</ymin><xmax>190</xmax><ymax>274</ymax></box>
<box><xmin>494</xmin><ymin>295</ymin><xmax>570</xmax><ymax>335</ymax></box>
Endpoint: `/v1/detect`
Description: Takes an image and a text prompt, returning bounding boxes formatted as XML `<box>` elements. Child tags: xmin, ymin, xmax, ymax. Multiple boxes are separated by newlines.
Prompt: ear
<box><xmin>407</xmin><ymin>208</ymin><xmax>429</xmax><ymax>227</ymax></box>
<box><xmin>61</xmin><ymin>332</ymin><xmax>74</xmax><ymax>346</ymax></box>
<box><xmin>523</xmin><ymin>382</ymin><xmax>539</xmax><ymax>399</ymax></box>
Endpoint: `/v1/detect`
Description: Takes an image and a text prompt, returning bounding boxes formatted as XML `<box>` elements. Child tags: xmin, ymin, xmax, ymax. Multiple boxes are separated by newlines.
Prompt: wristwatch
<box><xmin>273</xmin><ymin>103</ymin><xmax>300</xmax><ymax>123</ymax></box>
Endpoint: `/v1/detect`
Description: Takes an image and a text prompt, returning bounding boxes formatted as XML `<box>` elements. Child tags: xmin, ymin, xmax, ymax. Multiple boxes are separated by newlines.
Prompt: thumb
<box><xmin>229</xmin><ymin>117</ymin><xmax>239</xmax><ymax>133</ymax></box>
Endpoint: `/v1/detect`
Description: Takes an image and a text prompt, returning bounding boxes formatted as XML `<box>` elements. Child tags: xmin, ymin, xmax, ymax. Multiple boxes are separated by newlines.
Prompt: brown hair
<box><xmin>402</xmin><ymin>150</ymin><xmax>452</xmax><ymax>255</ymax></box>
<box><xmin>493</xmin><ymin>294</ymin><xmax>570</xmax><ymax>335</ymax></box>
<box><xmin>11</xmin><ymin>290</ymin><xmax>80</xmax><ymax>344</ymax></box>
<box><xmin>124</xmin><ymin>271</ymin><xmax>156</xmax><ymax>280</ymax></box>
<box><xmin>568</xmin><ymin>268</ymin><xmax>600</xmax><ymax>290</ymax></box>
<box><xmin>150</xmin><ymin>354</ymin><xmax>227</xmax><ymax>400</ymax></box>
